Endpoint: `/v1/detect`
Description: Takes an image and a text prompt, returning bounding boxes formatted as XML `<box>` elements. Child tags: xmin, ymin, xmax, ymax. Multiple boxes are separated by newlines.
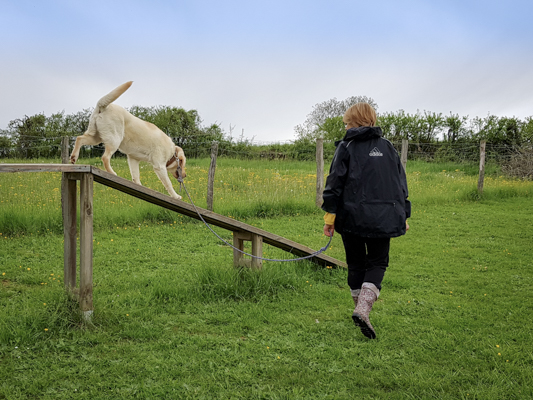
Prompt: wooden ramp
<box><xmin>1</xmin><ymin>164</ymin><xmax>345</xmax><ymax>316</ymax></box>
<box><xmin>1</xmin><ymin>163</ymin><xmax>344</xmax><ymax>267</ymax></box>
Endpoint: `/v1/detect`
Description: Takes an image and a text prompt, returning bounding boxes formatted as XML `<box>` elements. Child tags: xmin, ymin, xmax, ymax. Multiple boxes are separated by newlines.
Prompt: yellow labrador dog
<box><xmin>70</xmin><ymin>81</ymin><xmax>186</xmax><ymax>199</ymax></box>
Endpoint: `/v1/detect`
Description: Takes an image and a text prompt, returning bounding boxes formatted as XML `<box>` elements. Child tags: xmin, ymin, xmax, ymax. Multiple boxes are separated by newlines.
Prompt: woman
<box><xmin>322</xmin><ymin>103</ymin><xmax>411</xmax><ymax>339</ymax></box>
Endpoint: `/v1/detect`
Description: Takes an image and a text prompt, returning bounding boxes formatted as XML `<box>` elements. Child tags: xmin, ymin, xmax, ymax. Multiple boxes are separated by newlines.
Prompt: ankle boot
<box><xmin>350</xmin><ymin>289</ymin><xmax>361</xmax><ymax>311</ymax></box>
<box><xmin>352</xmin><ymin>283</ymin><xmax>379</xmax><ymax>339</ymax></box>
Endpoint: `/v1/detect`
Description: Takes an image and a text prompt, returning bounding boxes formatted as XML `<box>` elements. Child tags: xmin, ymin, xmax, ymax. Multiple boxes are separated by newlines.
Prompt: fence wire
<box><xmin>0</xmin><ymin>135</ymin><xmax>531</xmax><ymax>166</ymax></box>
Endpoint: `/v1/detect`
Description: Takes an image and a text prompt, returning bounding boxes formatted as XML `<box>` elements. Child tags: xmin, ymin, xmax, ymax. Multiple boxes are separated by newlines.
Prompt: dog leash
<box><xmin>175</xmin><ymin>170</ymin><xmax>332</xmax><ymax>263</ymax></box>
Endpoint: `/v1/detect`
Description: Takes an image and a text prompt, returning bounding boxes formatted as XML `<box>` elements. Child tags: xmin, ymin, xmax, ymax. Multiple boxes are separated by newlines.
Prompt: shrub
<box><xmin>501</xmin><ymin>146</ymin><xmax>533</xmax><ymax>180</ymax></box>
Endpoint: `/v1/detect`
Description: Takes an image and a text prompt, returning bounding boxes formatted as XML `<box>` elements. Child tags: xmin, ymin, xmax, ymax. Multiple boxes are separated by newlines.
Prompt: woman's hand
<box><xmin>324</xmin><ymin>224</ymin><xmax>335</xmax><ymax>237</ymax></box>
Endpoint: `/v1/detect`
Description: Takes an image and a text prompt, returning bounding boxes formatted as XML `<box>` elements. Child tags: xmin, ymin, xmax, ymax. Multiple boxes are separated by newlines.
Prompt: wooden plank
<box><xmin>79</xmin><ymin>173</ymin><xmax>94</xmax><ymax>316</ymax></box>
<box><xmin>0</xmin><ymin>164</ymin><xmax>92</xmax><ymax>173</ymax></box>
<box><xmin>234</xmin><ymin>231</ymin><xmax>253</xmax><ymax>241</ymax></box>
<box><xmin>90</xmin><ymin>166</ymin><xmax>345</xmax><ymax>267</ymax></box>
<box><xmin>65</xmin><ymin>173</ymin><xmax>85</xmax><ymax>181</ymax></box>
<box><xmin>90</xmin><ymin>166</ymin><xmax>344</xmax><ymax>267</ymax></box>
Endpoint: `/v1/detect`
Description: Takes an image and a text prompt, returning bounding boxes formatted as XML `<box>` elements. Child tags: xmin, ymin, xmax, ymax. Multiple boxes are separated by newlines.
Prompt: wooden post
<box><xmin>250</xmin><ymin>234</ymin><xmax>263</xmax><ymax>270</ymax></box>
<box><xmin>316</xmin><ymin>138</ymin><xmax>324</xmax><ymax>207</ymax></box>
<box><xmin>401</xmin><ymin>139</ymin><xmax>408</xmax><ymax>171</ymax></box>
<box><xmin>62</xmin><ymin>173</ymin><xmax>77</xmax><ymax>291</ymax></box>
<box><xmin>233</xmin><ymin>231</ymin><xmax>263</xmax><ymax>269</ymax></box>
<box><xmin>62</xmin><ymin>138</ymin><xmax>77</xmax><ymax>291</ymax></box>
<box><xmin>61</xmin><ymin>137</ymin><xmax>70</xmax><ymax>164</ymax></box>
<box><xmin>233</xmin><ymin>231</ymin><xmax>245</xmax><ymax>267</ymax></box>
<box><xmin>478</xmin><ymin>140</ymin><xmax>486</xmax><ymax>194</ymax></box>
<box><xmin>79</xmin><ymin>173</ymin><xmax>94</xmax><ymax>320</ymax></box>
<box><xmin>207</xmin><ymin>141</ymin><xmax>219</xmax><ymax>211</ymax></box>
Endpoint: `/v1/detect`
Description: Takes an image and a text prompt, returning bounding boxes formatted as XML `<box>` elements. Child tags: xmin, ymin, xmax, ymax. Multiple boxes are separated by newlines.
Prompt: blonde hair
<box><xmin>343</xmin><ymin>103</ymin><xmax>377</xmax><ymax>127</ymax></box>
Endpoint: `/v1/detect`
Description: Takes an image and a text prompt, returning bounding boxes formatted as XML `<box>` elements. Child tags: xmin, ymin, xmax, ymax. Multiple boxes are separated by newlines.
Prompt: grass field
<box><xmin>1</xmin><ymin>157</ymin><xmax>532</xmax><ymax>399</ymax></box>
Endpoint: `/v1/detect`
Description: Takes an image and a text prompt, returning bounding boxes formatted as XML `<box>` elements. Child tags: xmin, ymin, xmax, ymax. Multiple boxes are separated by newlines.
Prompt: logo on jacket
<box><xmin>369</xmin><ymin>147</ymin><xmax>383</xmax><ymax>157</ymax></box>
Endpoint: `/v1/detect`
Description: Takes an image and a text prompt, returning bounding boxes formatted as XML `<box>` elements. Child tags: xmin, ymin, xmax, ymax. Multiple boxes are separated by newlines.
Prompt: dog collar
<box><xmin>166</xmin><ymin>151</ymin><xmax>179</xmax><ymax>168</ymax></box>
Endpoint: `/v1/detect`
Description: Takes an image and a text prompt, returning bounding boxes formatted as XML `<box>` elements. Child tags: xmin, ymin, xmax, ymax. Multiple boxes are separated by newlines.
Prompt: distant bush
<box><xmin>501</xmin><ymin>146</ymin><xmax>533</xmax><ymax>180</ymax></box>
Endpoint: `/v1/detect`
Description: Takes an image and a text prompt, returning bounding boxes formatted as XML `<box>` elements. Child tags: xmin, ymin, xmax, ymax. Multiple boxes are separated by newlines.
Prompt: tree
<box><xmin>420</xmin><ymin>111</ymin><xmax>444</xmax><ymax>142</ymax></box>
<box><xmin>444</xmin><ymin>113</ymin><xmax>470</xmax><ymax>143</ymax></box>
<box><xmin>128</xmin><ymin>105</ymin><xmax>202</xmax><ymax>139</ymax></box>
<box><xmin>0</xmin><ymin>110</ymin><xmax>92</xmax><ymax>158</ymax></box>
<box><xmin>294</xmin><ymin>96</ymin><xmax>378</xmax><ymax>140</ymax></box>
<box><xmin>497</xmin><ymin>117</ymin><xmax>521</xmax><ymax>146</ymax></box>
<box><xmin>9</xmin><ymin>114</ymin><xmax>47</xmax><ymax>158</ymax></box>
<box><xmin>376</xmin><ymin>112</ymin><xmax>397</xmax><ymax>139</ymax></box>
<box><xmin>471</xmin><ymin>115</ymin><xmax>522</xmax><ymax>146</ymax></box>
<box><xmin>376</xmin><ymin>110</ymin><xmax>411</xmax><ymax>141</ymax></box>
<box><xmin>0</xmin><ymin>134</ymin><xmax>12</xmax><ymax>157</ymax></box>
<box><xmin>127</xmin><ymin>105</ymin><xmax>225</xmax><ymax>147</ymax></box>
<box><xmin>318</xmin><ymin>116</ymin><xmax>344</xmax><ymax>142</ymax></box>
<box><xmin>471</xmin><ymin>115</ymin><xmax>498</xmax><ymax>142</ymax></box>
<box><xmin>521</xmin><ymin>116</ymin><xmax>533</xmax><ymax>144</ymax></box>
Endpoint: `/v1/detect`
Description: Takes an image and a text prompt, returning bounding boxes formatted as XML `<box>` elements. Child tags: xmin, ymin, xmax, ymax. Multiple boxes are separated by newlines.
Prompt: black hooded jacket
<box><xmin>321</xmin><ymin>126</ymin><xmax>411</xmax><ymax>238</ymax></box>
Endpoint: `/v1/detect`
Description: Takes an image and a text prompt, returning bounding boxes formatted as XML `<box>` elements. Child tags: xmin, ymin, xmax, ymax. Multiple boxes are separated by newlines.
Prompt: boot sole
<box><xmin>352</xmin><ymin>313</ymin><xmax>376</xmax><ymax>339</ymax></box>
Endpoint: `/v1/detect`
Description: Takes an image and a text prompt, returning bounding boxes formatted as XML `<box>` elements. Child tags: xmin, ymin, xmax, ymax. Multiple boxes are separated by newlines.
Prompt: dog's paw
<box><xmin>172</xmin><ymin>194</ymin><xmax>182</xmax><ymax>200</ymax></box>
<box><xmin>70</xmin><ymin>155</ymin><xmax>77</xmax><ymax>164</ymax></box>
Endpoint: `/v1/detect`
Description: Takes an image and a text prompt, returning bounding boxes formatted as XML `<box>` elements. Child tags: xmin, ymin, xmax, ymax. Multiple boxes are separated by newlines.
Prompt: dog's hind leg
<box><xmin>127</xmin><ymin>156</ymin><xmax>142</xmax><ymax>186</ymax></box>
<box><xmin>153</xmin><ymin>165</ymin><xmax>181</xmax><ymax>200</ymax></box>
<box><xmin>101</xmin><ymin>143</ymin><xmax>120</xmax><ymax>176</ymax></box>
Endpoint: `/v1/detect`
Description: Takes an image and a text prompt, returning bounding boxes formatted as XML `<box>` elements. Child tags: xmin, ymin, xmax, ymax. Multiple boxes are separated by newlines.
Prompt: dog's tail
<box><xmin>96</xmin><ymin>81</ymin><xmax>133</xmax><ymax>113</ymax></box>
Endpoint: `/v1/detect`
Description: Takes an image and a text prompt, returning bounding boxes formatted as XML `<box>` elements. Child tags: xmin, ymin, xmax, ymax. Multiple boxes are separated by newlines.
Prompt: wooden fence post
<box><xmin>61</xmin><ymin>137</ymin><xmax>70</xmax><ymax>164</ymax></box>
<box><xmin>478</xmin><ymin>140</ymin><xmax>486</xmax><ymax>194</ymax></box>
<box><xmin>316</xmin><ymin>138</ymin><xmax>324</xmax><ymax>207</ymax></box>
<box><xmin>207</xmin><ymin>141</ymin><xmax>219</xmax><ymax>211</ymax></box>
<box><xmin>401</xmin><ymin>139</ymin><xmax>408</xmax><ymax>171</ymax></box>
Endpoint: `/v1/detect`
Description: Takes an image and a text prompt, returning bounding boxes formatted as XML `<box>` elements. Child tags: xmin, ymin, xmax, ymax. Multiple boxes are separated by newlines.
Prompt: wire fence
<box><xmin>392</xmin><ymin>141</ymin><xmax>526</xmax><ymax>164</ymax></box>
<box><xmin>0</xmin><ymin>135</ymin><xmax>531</xmax><ymax>166</ymax></box>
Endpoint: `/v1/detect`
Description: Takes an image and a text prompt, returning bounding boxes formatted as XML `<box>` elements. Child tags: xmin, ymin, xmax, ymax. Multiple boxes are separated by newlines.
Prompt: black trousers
<box><xmin>341</xmin><ymin>233</ymin><xmax>391</xmax><ymax>291</ymax></box>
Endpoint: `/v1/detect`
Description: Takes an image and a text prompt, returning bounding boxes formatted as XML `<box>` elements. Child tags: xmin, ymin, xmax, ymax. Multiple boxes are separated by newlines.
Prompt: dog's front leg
<box><xmin>153</xmin><ymin>166</ymin><xmax>181</xmax><ymax>200</ymax></box>
<box><xmin>70</xmin><ymin>133</ymin><xmax>101</xmax><ymax>164</ymax></box>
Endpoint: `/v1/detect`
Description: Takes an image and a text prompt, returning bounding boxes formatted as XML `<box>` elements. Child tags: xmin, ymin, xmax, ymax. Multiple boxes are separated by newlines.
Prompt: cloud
<box><xmin>1</xmin><ymin>0</ymin><xmax>532</xmax><ymax>142</ymax></box>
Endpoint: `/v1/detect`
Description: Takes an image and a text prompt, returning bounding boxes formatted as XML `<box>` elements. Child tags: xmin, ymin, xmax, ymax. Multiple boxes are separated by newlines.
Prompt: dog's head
<box><xmin>169</xmin><ymin>146</ymin><xmax>187</xmax><ymax>181</ymax></box>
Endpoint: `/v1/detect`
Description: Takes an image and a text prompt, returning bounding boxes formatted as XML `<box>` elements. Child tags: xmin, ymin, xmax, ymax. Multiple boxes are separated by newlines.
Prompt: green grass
<box><xmin>0</xmin><ymin>157</ymin><xmax>321</xmax><ymax>235</ymax></box>
<box><xmin>1</xmin><ymin>157</ymin><xmax>531</xmax><ymax>235</ymax></box>
<box><xmin>1</xmin><ymin>157</ymin><xmax>533</xmax><ymax>399</ymax></box>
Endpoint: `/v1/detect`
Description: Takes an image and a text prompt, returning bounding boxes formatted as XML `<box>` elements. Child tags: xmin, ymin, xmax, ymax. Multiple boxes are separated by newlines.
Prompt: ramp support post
<box><xmin>61</xmin><ymin>171</ymin><xmax>94</xmax><ymax>321</ymax></box>
<box><xmin>233</xmin><ymin>231</ymin><xmax>263</xmax><ymax>269</ymax></box>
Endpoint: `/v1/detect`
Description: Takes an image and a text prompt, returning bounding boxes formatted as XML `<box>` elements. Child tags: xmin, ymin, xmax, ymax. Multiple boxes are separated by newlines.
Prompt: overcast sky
<box><xmin>1</xmin><ymin>0</ymin><xmax>532</xmax><ymax>142</ymax></box>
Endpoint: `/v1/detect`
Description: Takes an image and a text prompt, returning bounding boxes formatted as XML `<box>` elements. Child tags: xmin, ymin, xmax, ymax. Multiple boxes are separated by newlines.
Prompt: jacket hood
<box><xmin>342</xmin><ymin>126</ymin><xmax>383</xmax><ymax>142</ymax></box>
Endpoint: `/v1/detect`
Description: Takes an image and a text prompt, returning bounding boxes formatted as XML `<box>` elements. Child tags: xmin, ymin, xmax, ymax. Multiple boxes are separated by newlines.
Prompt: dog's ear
<box><xmin>176</xmin><ymin>146</ymin><xmax>186</xmax><ymax>178</ymax></box>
